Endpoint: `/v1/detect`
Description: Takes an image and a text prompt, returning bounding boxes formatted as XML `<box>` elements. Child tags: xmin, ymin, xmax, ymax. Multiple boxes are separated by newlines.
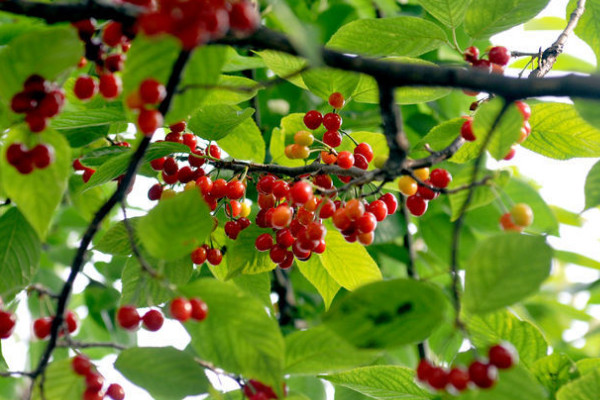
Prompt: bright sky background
<box><xmin>5</xmin><ymin>0</ymin><xmax>600</xmax><ymax>399</ymax></box>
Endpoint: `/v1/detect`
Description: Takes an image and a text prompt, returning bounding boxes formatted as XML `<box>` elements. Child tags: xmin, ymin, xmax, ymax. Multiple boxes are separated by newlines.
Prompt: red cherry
<box><xmin>472</xmin><ymin>59</ymin><xmax>491</xmax><ymax>72</ymax></box>
<box><xmin>83</xmin><ymin>388</ymin><xmax>104</xmax><ymax>400</ymax></box>
<box><xmin>191</xmin><ymin>247</ymin><xmax>208</xmax><ymax>265</ymax></box>
<box><xmin>86</xmin><ymin>372</ymin><xmax>105</xmax><ymax>392</ymax></box>
<box><xmin>255</xmin><ymin>233</ymin><xmax>274</xmax><ymax>251</ymax></box>
<box><xmin>359</xmin><ymin>231</ymin><xmax>376</xmax><ymax>246</ymax></box>
<box><xmin>406</xmin><ymin>195</ymin><xmax>428</xmax><ymax>216</ymax></box>
<box><xmin>190</xmin><ymin>298</ymin><xmax>208</xmax><ymax>321</ymax></box>
<box><xmin>66</xmin><ymin>310</ymin><xmax>78</xmax><ymax>333</ymax></box>
<box><xmin>468</xmin><ymin>361</ymin><xmax>497</xmax><ymax>389</ymax></box>
<box><xmin>196</xmin><ymin>176</ymin><xmax>213</xmax><ymax>195</ymax></box>
<box><xmin>162</xmin><ymin>157</ymin><xmax>178</xmax><ymax>175</ymax></box>
<box><xmin>272</xmin><ymin>180</ymin><xmax>290</xmax><ymax>199</ymax></box>
<box><xmin>290</xmin><ymin>181</ymin><xmax>313</xmax><ymax>206</ymax></box>
<box><xmin>229</xmin><ymin>1</ymin><xmax>260</xmax><ymax>35</ymax></box>
<box><xmin>6</xmin><ymin>143</ymin><xmax>27</xmax><ymax>165</ymax></box>
<box><xmin>332</xmin><ymin>208</ymin><xmax>352</xmax><ymax>231</ymax></box>
<box><xmin>276</xmin><ymin>229</ymin><xmax>295</xmax><ymax>248</ymax></box>
<box><xmin>448</xmin><ymin>367</ymin><xmax>470</xmax><ymax>391</ymax></box>
<box><xmin>488</xmin><ymin>343</ymin><xmax>517</xmax><ymax>369</ymax></box>
<box><xmin>416</xmin><ymin>359</ymin><xmax>434</xmax><ymax>381</ymax></box>
<box><xmin>182</xmin><ymin>133</ymin><xmax>197</xmax><ymax>150</ymax></box>
<box><xmin>337</xmin><ymin>151</ymin><xmax>354</xmax><ymax>169</ymax></box>
<box><xmin>11</xmin><ymin>92</ymin><xmax>36</xmax><ymax>113</ymax></box>
<box><xmin>257</xmin><ymin>175</ymin><xmax>277</xmax><ymax>195</ymax></box>
<box><xmin>106</xmin><ymin>383</ymin><xmax>125</xmax><ymax>400</ymax></box>
<box><xmin>25</xmin><ymin>113</ymin><xmax>48</xmax><ymax>133</ymax></box>
<box><xmin>323</xmin><ymin>113</ymin><xmax>342</xmax><ymax>131</ymax></box>
<box><xmin>189</xmin><ymin>149</ymin><xmax>205</xmax><ymax>167</ymax></box>
<box><xmin>150</xmin><ymin>157</ymin><xmax>166</xmax><ymax>171</ymax></box>
<box><xmin>313</xmin><ymin>174</ymin><xmax>333</xmax><ymax>190</ymax></box>
<box><xmin>37</xmin><ymin>90</ymin><xmax>64</xmax><ymax>118</ymax></box>
<box><xmin>269</xmin><ymin>245</ymin><xmax>288</xmax><ymax>264</ymax></box>
<box><xmin>461</xmin><ymin>118</ymin><xmax>476</xmax><ymax>141</ymax></box>
<box><xmin>226</xmin><ymin>179</ymin><xmax>246</xmax><ymax>200</ymax></box>
<box><xmin>328</xmin><ymin>92</ymin><xmax>345</xmax><ymax>109</ymax></box>
<box><xmin>488</xmin><ymin>46</ymin><xmax>511</xmax><ymax>66</ymax></box>
<box><xmin>354</xmin><ymin>153</ymin><xmax>369</xmax><ymax>170</ymax></box>
<box><xmin>210</xmin><ymin>178</ymin><xmax>228</xmax><ymax>199</ymax></box>
<box><xmin>417</xmin><ymin>182</ymin><xmax>437</xmax><ymax>201</ymax></box>
<box><xmin>209</xmin><ymin>144</ymin><xmax>221</xmax><ymax>159</ymax></box>
<box><xmin>427</xmin><ymin>367</ymin><xmax>448</xmax><ymax>390</ymax></box>
<box><xmin>429</xmin><ymin>168</ymin><xmax>452</xmax><ymax>188</ymax></box>
<box><xmin>74</xmin><ymin>75</ymin><xmax>98</xmax><ymax>101</ymax></box>
<box><xmin>117</xmin><ymin>305</ymin><xmax>140</xmax><ymax>330</ymax></box>
<box><xmin>238</xmin><ymin>217</ymin><xmax>251</xmax><ymax>230</ymax></box>
<box><xmin>354</xmin><ymin>142</ymin><xmax>374</xmax><ymax>162</ymax></box>
<box><xmin>271</xmin><ymin>205</ymin><xmax>293</xmax><ymax>229</ymax></box>
<box><xmin>356</xmin><ymin>212</ymin><xmax>377</xmax><ymax>233</ymax></box>
<box><xmin>314</xmin><ymin>240</ymin><xmax>326</xmax><ymax>254</ymax></box>
<box><xmin>142</xmin><ymin>309</ymin><xmax>164</xmax><ymax>332</ymax></box>
<box><xmin>102</xmin><ymin>21</ymin><xmax>124</xmax><ymax>47</ymax></box>
<box><xmin>30</xmin><ymin>144</ymin><xmax>54</xmax><ymax>169</ymax></box>
<box><xmin>306</xmin><ymin>222</ymin><xmax>326</xmax><ymax>241</ymax></box>
<box><xmin>170</xmin><ymin>121</ymin><xmax>186</xmax><ymax>133</ymax></box>
<box><xmin>207</xmin><ymin>248</ymin><xmax>223</xmax><ymax>265</ymax></box>
<box><xmin>303</xmin><ymin>110</ymin><xmax>322</xmax><ymax>130</ymax></box>
<box><xmin>138</xmin><ymin>109</ymin><xmax>163</xmax><ymax>135</ymax></box>
<box><xmin>464</xmin><ymin>46</ymin><xmax>479</xmax><ymax>62</ymax></box>
<box><xmin>71</xmin><ymin>354</ymin><xmax>92</xmax><ymax>376</ymax></box>
<box><xmin>278</xmin><ymin>251</ymin><xmax>294</xmax><ymax>269</ymax></box>
<box><xmin>367</xmin><ymin>200</ymin><xmax>388</xmax><ymax>222</ymax></box>
<box><xmin>170</xmin><ymin>297</ymin><xmax>192</xmax><ymax>322</ymax></box>
<box><xmin>380</xmin><ymin>193</ymin><xmax>398</xmax><ymax>215</ymax></box>
<box><xmin>99</xmin><ymin>74</ymin><xmax>122</xmax><ymax>99</ymax></box>
<box><xmin>148</xmin><ymin>184</ymin><xmax>163</xmax><ymax>201</ymax></box>
<box><xmin>177</xmin><ymin>166</ymin><xmax>194</xmax><ymax>183</ymax></box>
<box><xmin>72</xmin><ymin>19</ymin><xmax>96</xmax><ymax>40</ymax></box>
<box><xmin>105</xmin><ymin>54</ymin><xmax>125</xmax><ymax>73</ymax></box>
<box><xmin>139</xmin><ymin>79</ymin><xmax>166</xmax><ymax>105</ymax></box>
<box><xmin>165</xmin><ymin>132</ymin><xmax>182</xmax><ymax>143</ymax></box>
<box><xmin>225</xmin><ymin>220</ymin><xmax>241</xmax><ymax>240</ymax></box>
<box><xmin>33</xmin><ymin>317</ymin><xmax>52</xmax><ymax>339</ymax></box>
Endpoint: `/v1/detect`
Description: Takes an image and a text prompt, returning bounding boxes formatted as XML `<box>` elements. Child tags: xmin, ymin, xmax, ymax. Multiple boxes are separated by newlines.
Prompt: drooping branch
<box><xmin>529</xmin><ymin>0</ymin><xmax>586</xmax><ymax>79</ymax></box>
<box><xmin>30</xmin><ymin>50</ymin><xmax>191</xmax><ymax>380</ymax></box>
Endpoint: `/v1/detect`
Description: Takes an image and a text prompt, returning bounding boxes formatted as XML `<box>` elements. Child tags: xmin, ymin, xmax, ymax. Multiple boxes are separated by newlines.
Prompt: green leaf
<box><xmin>415</xmin><ymin>118</ymin><xmax>463</xmax><ymax>160</ymax></box>
<box><xmin>80</xmin><ymin>146</ymin><xmax>130</xmax><ymax>168</ymax></box>
<box><xmin>0</xmin><ymin>208</ymin><xmax>40</xmax><ymax>300</ymax></box>
<box><xmin>181</xmin><ymin>279</ymin><xmax>285</xmax><ymax>391</ymax></box>
<box><xmin>463</xmin><ymin>234</ymin><xmax>553</xmax><ymax>314</ymax></box>
<box><xmin>0</xmin><ymin>26</ymin><xmax>82</xmax><ymax>108</ymax></box>
<box><xmin>317</xmin><ymin>226</ymin><xmax>382</xmax><ymax>291</ymax></box>
<box><xmin>351</xmin><ymin>58</ymin><xmax>451</xmax><ymax>105</ymax></box>
<box><xmin>297</xmin><ymin>256</ymin><xmax>341</xmax><ymax>310</ymax></box>
<box><xmin>324</xmin><ymin>279</ymin><xmax>447</xmax><ymax>348</ymax></box>
<box><xmin>323</xmin><ymin>366</ymin><xmax>432</xmax><ymax>400</ymax></box>
<box><xmin>136</xmin><ymin>190</ymin><xmax>212</xmax><ymax>261</ymax></box>
<box><xmin>503</xmin><ymin>178</ymin><xmax>559</xmax><ymax>235</ymax></box>
<box><xmin>302</xmin><ymin>67</ymin><xmax>360</xmax><ymax>100</ymax></box>
<box><xmin>568</xmin><ymin>0</ymin><xmax>600</xmax><ymax>63</ymax></box>
<box><xmin>533</xmin><ymin>354</ymin><xmax>577</xmax><ymax>396</ymax></box>
<box><xmin>556</xmin><ymin>369</ymin><xmax>600</xmax><ymax>400</ymax></box>
<box><xmin>464</xmin><ymin>0</ymin><xmax>550</xmax><ymax>39</ymax></box>
<box><xmin>576</xmin><ymin>358</ymin><xmax>600</xmax><ymax>375</ymax></box>
<box><xmin>523</xmin><ymin>103</ymin><xmax>600</xmax><ymax>159</ymax></box>
<box><xmin>420</xmin><ymin>213</ymin><xmax>478</xmax><ymax>265</ymax></box>
<box><xmin>457</xmin><ymin>366</ymin><xmax>548</xmax><ymax>400</ymax></box>
<box><xmin>121</xmin><ymin>255</ymin><xmax>193</xmax><ymax>307</ymax></box>
<box><xmin>221</xmin><ymin>225</ymin><xmax>276</xmax><ymax>279</ymax></box>
<box><xmin>223</xmin><ymin>46</ymin><xmax>266</xmax><ymax>72</ymax></box>
<box><xmin>116</xmin><ymin>347</ymin><xmax>209</xmax><ymax>400</ymax></box>
<box><xmin>216</xmin><ymin>114</ymin><xmax>265</xmax><ymax>163</ymax></box>
<box><xmin>284</xmin><ymin>326</ymin><xmax>380</xmax><ymax>375</ymax></box>
<box><xmin>327</xmin><ymin>17</ymin><xmax>448</xmax><ymax>57</ymax></box>
<box><xmin>524</xmin><ymin>16</ymin><xmax>568</xmax><ymax>30</ymax></box>
<box><xmin>188</xmin><ymin>105</ymin><xmax>254</xmax><ymax>141</ymax></box>
<box><xmin>585</xmin><ymin>160</ymin><xmax>600</xmax><ymax>210</ymax></box>
<box><xmin>416</xmin><ymin>0</ymin><xmax>471</xmax><ymax>27</ymax></box>
<box><xmin>466</xmin><ymin>310</ymin><xmax>548</xmax><ymax>368</ymax></box>
<box><xmin>554</xmin><ymin>250</ymin><xmax>600</xmax><ymax>270</ymax></box>
<box><xmin>51</xmin><ymin>107</ymin><xmax>127</xmax><ymax>130</ymax></box>
<box><xmin>31</xmin><ymin>359</ymin><xmax>84</xmax><ymax>400</ymax></box>
<box><xmin>255</xmin><ymin>50</ymin><xmax>307</xmax><ymax>89</ymax></box>
<box><xmin>201</xmin><ymin>75</ymin><xmax>259</xmax><ymax>105</ymax></box>
<box><xmin>0</xmin><ymin>127</ymin><xmax>71</xmax><ymax>238</ymax></box>
<box><xmin>573</xmin><ymin>99</ymin><xmax>600</xmax><ymax>130</ymax></box>
<box><xmin>510</xmin><ymin>53</ymin><xmax>595</xmax><ymax>74</ymax></box>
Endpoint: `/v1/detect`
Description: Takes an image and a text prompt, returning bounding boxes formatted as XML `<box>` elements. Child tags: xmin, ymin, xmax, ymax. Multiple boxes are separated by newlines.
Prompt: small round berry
<box><xmin>294</xmin><ymin>130</ymin><xmax>314</xmax><ymax>146</ymax></box>
<box><xmin>413</xmin><ymin>167</ymin><xmax>430</xmax><ymax>181</ymax></box>
<box><xmin>105</xmin><ymin>54</ymin><xmax>125</xmax><ymax>73</ymax></box>
<box><xmin>417</xmin><ymin>183</ymin><xmax>437</xmax><ymax>201</ymax></box>
<box><xmin>345</xmin><ymin>199</ymin><xmax>365</xmax><ymax>221</ymax></box>
<box><xmin>271</xmin><ymin>205</ymin><xmax>293</xmax><ymax>229</ymax></box>
<box><xmin>464</xmin><ymin>46</ymin><xmax>480</xmax><ymax>62</ymax></box>
<box><xmin>139</xmin><ymin>79</ymin><xmax>166</xmax><ymax>105</ymax></box>
<box><xmin>323</xmin><ymin>113</ymin><xmax>342</xmax><ymax>131</ymax></box>
<box><xmin>142</xmin><ymin>309</ymin><xmax>164</xmax><ymax>332</ymax></box>
<box><xmin>25</xmin><ymin>113</ymin><xmax>48</xmax><ymax>133</ymax></box>
<box><xmin>430</xmin><ymin>169</ymin><xmax>452</xmax><ymax>188</ymax></box>
<box><xmin>356</xmin><ymin>212</ymin><xmax>377</xmax><ymax>234</ymax></box>
<box><xmin>337</xmin><ymin>151</ymin><xmax>354</xmax><ymax>169</ymax></box>
<box><xmin>102</xmin><ymin>21</ymin><xmax>124</xmax><ymax>47</ymax></box>
<box><xmin>106</xmin><ymin>383</ymin><xmax>125</xmax><ymax>400</ymax></box>
<box><xmin>71</xmin><ymin>354</ymin><xmax>92</xmax><ymax>376</ymax></box>
<box><xmin>303</xmin><ymin>110</ymin><xmax>323</xmax><ymax>130</ymax></box>
<box><xmin>406</xmin><ymin>195</ymin><xmax>428</xmax><ymax>216</ymax></box>
<box><xmin>66</xmin><ymin>310</ymin><xmax>78</xmax><ymax>333</ymax></box>
<box><xmin>225</xmin><ymin>220</ymin><xmax>242</xmax><ymax>240</ymax></box>
<box><xmin>354</xmin><ymin>154</ymin><xmax>369</xmax><ymax>170</ymax></box>
<box><xmin>83</xmin><ymin>388</ymin><xmax>104</xmax><ymax>400</ymax></box>
<box><xmin>290</xmin><ymin>181</ymin><xmax>313</xmax><ymax>206</ymax></box>
<box><xmin>99</xmin><ymin>74</ymin><xmax>122</xmax><ymax>99</ymax></box>
<box><xmin>148</xmin><ymin>184</ymin><xmax>163</xmax><ymax>201</ymax></box>
<box><xmin>6</xmin><ymin>143</ymin><xmax>27</xmax><ymax>165</ymax></box>
<box><xmin>323</xmin><ymin>130</ymin><xmax>342</xmax><ymax>148</ymax></box>
<box><xmin>229</xmin><ymin>1</ymin><xmax>260</xmax><ymax>35</ymax></box>
<box><xmin>209</xmin><ymin>144</ymin><xmax>221</xmax><ymax>159</ymax></box>
<box><xmin>190</xmin><ymin>298</ymin><xmax>209</xmax><ymax>321</ymax></box>
<box><xmin>510</xmin><ymin>203</ymin><xmax>533</xmax><ymax>227</ymax></box>
<box><xmin>255</xmin><ymin>233</ymin><xmax>274</xmax><ymax>252</ymax></box>
<box><xmin>207</xmin><ymin>248</ymin><xmax>223</xmax><ymax>265</ymax></box>
<box><xmin>489</xmin><ymin>343</ymin><xmax>517</xmax><ymax>369</ymax></box>
<box><xmin>515</xmin><ymin>101</ymin><xmax>531</xmax><ymax>121</ymax></box>
<box><xmin>276</xmin><ymin>229</ymin><xmax>295</xmax><ymax>248</ymax></box>
<box><xmin>117</xmin><ymin>305</ymin><xmax>140</xmax><ymax>330</ymax></box>
<box><xmin>30</xmin><ymin>144</ymin><xmax>54</xmax><ymax>169</ymax></box>
<box><xmin>74</xmin><ymin>75</ymin><xmax>98</xmax><ymax>100</ymax></box>
<box><xmin>191</xmin><ymin>246</ymin><xmax>207</xmax><ymax>265</ymax></box>
<box><xmin>85</xmin><ymin>372</ymin><xmax>104</xmax><ymax>392</ymax></box>
<box><xmin>332</xmin><ymin>208</ymin><xmax>352</xmax><ymax>231</ymax></box>
<box><xmin>472</xmin><ymin>59</ymin><xmax>491</xmax><ymax>72</ymax></box>
<box><xmin>461</xmin><ymin>118</ymin><xmax>476</xmax><ymax>141</ymax></box>
<box><xmin>503</xmin><ymin>146</ymin><xmax>516</xmax><ymax>160</ymax></box>
<box><xmin>488</xmin><ymin>46</ymin><xmax>511</xmax><ymax>66</ymax></box>
<box><xmin>33</xmin><ymin>317</ymin><xmax>52</xmax><ymax>339</ymax></box>
<box><xmin>468</xmin><ymin>361</ymin><xmax>497</xmax><ymax>389</ymax></box>
<box><xmin>448</xmin><ymin>367</ymin><xmax>470</xmax><ymax>392</ymax></box>
<box><xmin>210</xmin><ymin>179</ymin><xmax>228</xmax><ymax>199</ymax></box>
<box><xmin>138</xmin><ymin>109</ymin><xmax>163</xmax><ymax>135</ymax></box>
<box><xmin>196</xmin><ymin>176</ymin><xmax>213</xmax><ymax>195</ymax></box>
<box><xmin>427</xmin><ymin>367</ymin><xmax>448</xmax><ymax>390</ymax></box>
<box><xmin>170</xmin><ymin>121</ymin><xmax>187</xmax><ymax>133</ymax></box>
<box><xmin>270</xmin><ymin>245</ymin><xmax>288</xmax><ymax>264</ymax></box>
<box><xmin>367</xmin><ymin>200</ymin><xmax>388</xmax><ymax>222</ymax></box>
<box><xmin>226</xmin><ymin>180</ymin><xmax>246</xmax><ymax>200</ymax></box>
<box><xmin>380</xmin><ymin>193</ymin><xmax>398</xmax><ymax>215</ymax></box>
<box><xmin>328</xmin><ymin>92</ymin><xmax>345</xmax><ymax>109</ymax></box>
<box><xmin>354</xmin><ymin>142</ymin><xmax>374</xmax><ymax>162</ymax></box>
<box><xmin>170</xmin><ymin>297</ymin><xmax>192</xmax><ymax>322</ymax></box>
<box><xmin>398</xmin><ymin>176</ymin><xmax>418</xmax><ymax>196</ymax></box>
<box><xmin>416</xmin><ymin>359</ymin><xmax>434</xmax><ymax>381</ymax></box>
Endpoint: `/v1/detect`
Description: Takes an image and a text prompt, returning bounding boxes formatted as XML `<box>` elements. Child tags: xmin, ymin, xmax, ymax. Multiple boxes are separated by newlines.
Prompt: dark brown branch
<box><xmin>529</xmin><ymin>0</ymin><xmax>586</xmax><ymax>79</ymax></box>
<box><xmin>377</xmin><ymin>82</ymin><xmax>408</xmax><ymax>172</ymax></box>
<box><xmin>0</xmin><ymin>0</ymin><xmax>138</xmax><ymax>24</ymax></box>
<box><xmin>30</xmin><ymin>50</ymin><xmax>191</xmax><ymax>380</ymax></box>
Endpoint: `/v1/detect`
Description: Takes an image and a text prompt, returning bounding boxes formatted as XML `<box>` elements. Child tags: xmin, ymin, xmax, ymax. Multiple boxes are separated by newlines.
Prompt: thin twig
<box><xmin>120</xmin><ymin>204</ymin><xmax>160</xmax><ymax>278</ymax></box>
<box><xmin>56</xmin><ymin>339</ymin><xmax>127</xmax><ymax>350</ymax></box>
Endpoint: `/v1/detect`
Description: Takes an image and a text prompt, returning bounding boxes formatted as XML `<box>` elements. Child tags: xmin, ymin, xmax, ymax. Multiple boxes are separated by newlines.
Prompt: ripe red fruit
<box><xmin>73</xmin><ymin>19</ymin><xmax>96</xmax><ymax>39</ymax></box>
<box><xmin>270</xmin><ymin>245</ymin><xmax>288</xmax><ymax>264</ymax></box>
<box><xmin>271</xmin><ymin>205</ymin><xmax>293</xmax><ymax>229</ymax></box>
<box><xmin>150</xmin><ymin>157</ymin><xmax>166</xmax><ymax>171</ymax></box>
<box><xmin>170</xmin><ymin>121</ymin><xmax>186</xmax><ymax>133</ymax></box>
<box><xmin>321</xmin><ymin>151</ymin><xmax>337</xmax><ymax>164</ymax></box>
<box><xmin>74</xmin><ymin>75</ymin><xmax>98</xmax><ymax>100</ymax></box>
<box><xmin>323</xmin><ymin>113</ymin><xmax>342</xmax><ymax>131</ymax></box>
<box><xmin>6</xmin><ymin>143</ymin><xmax>27</xmax><ymax>165</ymax></box>
<box><xmin>416</xmin><ymin>359</ymin><xmax>434</xmax><ymax>381</ymax></box>
<box><xmin>329</xmin><ymin>92</ymin><xmax>345</xmax><ymax>109</ymax></box>
<box><xmin>332</xmin><ymin>208</ymin><xmax>352</xmax><ymax>231</ymax></box>
<box><xmin>106</xmin><ymin>383</ymin><xmax>125</xmax><ymax>400</ymax></box>
<box><xmin>148</xmin><ymin>183</ymin><xmax>163</xmax><ymax>201</ymax></box>
<box><xmin>448</xmin><ymin>367</ymin><xmax>470</xmax><ymax>391</ymax></box>
<box><xmin>190</xmin><ymin>298</ymin><xmax>208</xmax><ymax>321</ymax></box>
<box><xmin>66</xmin><ymin>310</ymin><xmax>78</xmax><ymax>333</ymax></box>
<box><xmin>38</xmin><ymin>90</ymin><xmax>64</xmax><ymax>118</ymax></box>
<box><xmin>83</xmin><ymin>168</ymin><xmax>95</xmax><ymax>183</ymax></box>
<box><xmin>189</xmin><ymin>149</ymin><xmax>205</xmax><ymax>167</ymax></box>
<box><xmin>170</xmin><ymin>297</ymin><xmax>192</xmax><ymax>322</ymax></box>
<box><xmin>276</xmin><ymin>229</ymin><xmax>295</xmax><ymax>248</ymax></box>
<box><xmin>427</xmin><ymin>367</ymin><xmax>448</xmax><ymax>390</ymax></box>
<box><xmin>138</xmin><ymin>109</ymin><xmax>163</xmax><ymax>135</ymax></box>
<box><xmin>356</xmin><ymin>212</ymin><xmax>377</xmax><ymax>233</ymax></box>
<box><xmin>99</xmin><ymin>74</ymin><xmax>122</xmax><ymax>99</ymax></box>
<box><xmin>503</xmin><ymin>146</ymin><xmax>516</xmax><ymax>161</ymax></box>
<box><xmin>380</xmin><ymin>193</ymin><xmax>398</xmax><ymax>214</ymax></box>
<box><xmin>488</xmin><ymin>46</ymin><xmax>511</xmax><ymax>66</ymax></box>
<box><xmin>290</xmin><ymin>181</ymin><xmax>313</xmax><ymax>206</ymax></box>
<box><xmin>337</xmin><ymin>151</ymin><xmax>354</xmax><ymax>169</ymax></box>
<box><xmin>430</xmin><ymin>168</ymin><xmax>452</xmax><ymax>188</ymax></box>
<box><xmin>417</xmin><ymin>182</ymin><xmax>437</xmax><ymax>201</ymax></box>
<box><xmin>406</xmin><ymin>195</ymin><xmax>428</xmax><ymax>216</ymax></box>
<box><xmin>354</xmin><ymin>142</ymin><xmax>374</xmax><ymax>162</ymax></box>
<box><xmin>464</xmin><ymin>46</ymin><xmax>480</xmax><ymax>62</ymax></box>
<box><xmin>323</xmin><ymin>130</ymin><xmax>342</xmax><ymax>148</ymax></box>
<box><xmin>461</xmin><ymin>118</ymin><xmax>476</xmax><ymax>141</ymax></box>
<box><xmin>139</xmin><ymin>79</ymin><xmax>166</xmax><ymax>105</ymax></box>
<box><xmin>182</xmin><ymin>133</ymin><xmax>197</xmax><ymax>150</ymax></box>
<box><xmin>30</xmin><ymin>144</ymin><xmax>54</xmax><ymax>169</ymax></box>
<box><xmin>191</xmin><ymin>246</ymin><xmax>207</xmax><ymax>264</ymax></box>
<box><xmin>177</xmin><ymin>166</ymin><xmax>194</xmax><ymax>183</ymax></box>
<box><xmin>255</xmin><ymin>233</ymin><xmax>274</xmax><ymax>251</ymax></box>
<box><xmin>354</xmin><ymin>153</ymin><xmax>369</xmax><ymax>170</ymax></box>
<box><xmin>25</xmin><ymin>113</ymin><xmax>48</xmax><ymax>133</ymax></box>
<box><xmin>257</xmin><ymin>175</ymin><xmax>277</xmax><ymax>195</ymax></box>
<box><xmin>229</xmin><ymin>1</ymin><xmax>260</xmax><ymax>35</ymax></box>
<box><xmin>226</xmin><ymin>180</ymin><xmax>246</xmax><ymax>200</ymax></box>
<box><xmin>142</xmin><ymin>309</ymin><xmax>164</xmax><ymax>332</ymax></box>
<box><xmin>313</xmin><ymin>174</ymin><xmax>333</xmax><ymax>190</ymax></box>
<box><xmin>207</xmin><ymin>248</ymin><xmax>223</xmax><ymax>265</ymax></box>
<box><xmin>71</xmin><ymin>354</ymin><xmax>92</xmax><ymax>376</ymax></box>
<box><xmin>86</xmin><ymin>372</ymin><xmax>105</xmax><ymax>391</ymax></box>
<box><xmin>225</xmin><ymin>220</ymin><xmax>242</xmax><ymax>240</ymax></box>
<box><xmin>105</xmin><ymin>54</ymin><xmax>125</xmax><ymax>73</ymax></box>
<box><xmin>472</xmin><ymin>59</ymin><xmax>491</xmax><ymax>72</ymax></box>
<box><xmin>488</xmin><ymin>343</ymin><xmax>517</xmax><ymax>369</ymax></box>
<box><xmin>272</xmin><ymin>180</ymin><xmax>290</xmax><ymax>199</ymax></box>
<box><xmin>196</xmin><ymin>176</ymin><xmax>213</xmax><ymax>195</ymax></box>
<box><xmin>515</xmin><ymin>101</ymin><xmax>531</xmax><ymax>120</ymax></box>
<box><xmin>210</xmin><ymin>178</ymin><xmax>228</xmax><ymax>199</ymax></box>
<box><xmin>345</xmin><ymin>199</ymin><xmax>365</xmax><ymax>221</ymax></box>
<box><xmin>102</xmin><ymin>21</ymin><xmax>124</xmax><ymax>47</ymax></box>
<box><xmin>83</xmin><ymin>388</ymin><xmax>104</xmax><ymax>400</ymax></box>
<box><xmin>303</xmin><ymin>110</ymin><xmax>323</xmax><ymax>130</ymax></box>
<box><xmin>33</xmin><ymin>317</ymin><xmax>52</xmax><ymax>339</ymax></box>
<box><xmin>468</xmin><ymin>361</ymin><xmax>496</xmax><ymax>389</ymax></box>
<box><xmin>367</xmin><ymin>200</ymin><xmax>388</xmax><ymax>222</ymax></box>
<box><xmin>209</xmin><ymin>144</ymin><xmax>221</xmax><ymax>159</ymax></box>
<box><xmin>117</xmin><ymin>306</ymin><xmax>140</xmax><ymax>330</ymax></box>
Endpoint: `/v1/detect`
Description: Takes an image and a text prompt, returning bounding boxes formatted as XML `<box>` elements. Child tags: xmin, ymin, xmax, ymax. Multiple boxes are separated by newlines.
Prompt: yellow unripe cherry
<box><xmin>510</xmin><ymin>203</ymin><xmax>533</xmax><ymax>227</ymax></box>
<box><xmin>240</xmin><ymin>200</ymin><xmax>251</xmax><ymax>218</ymax></box>
<box><xmin>184</xmin><ymin>181</ymin><xmax>196</xmax><ymax>191</ymax></box>
<box><xmin>398</xmin><ymin>176</ymin><xmax>418</xmax><ymax>196</ymax></box>
<box><xmin>414</xmin><ymin>167</ymin><xmax>430</xmax><ymax>181</ymax></box>
<box><xmin>294</xmin><ymin>130</ymin><xmax>314</xmax><ymax>146</ymax></box>
<box><xmin>160</xmin><ymin>188</ymin><xmax>177</xmax><ymax>200</ymax></box>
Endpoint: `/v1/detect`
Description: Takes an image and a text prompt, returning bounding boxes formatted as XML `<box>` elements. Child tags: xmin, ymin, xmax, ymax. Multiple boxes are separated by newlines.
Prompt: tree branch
<box><xmin>0</xmin><ymin>0</ymin><xmax>138</xmax><ymax>24</ymax></box>
<box><xmin>529</xmin><ymin>0</ymin><xmax>586</xmax><ymax>79</ymax></box>
<box><xmin>377</xmin><ymin>82</ymin><xmax>408</xmax><ymax>172</ymax></box>
<box><xmin>56</xmin><ymin>339</ymin><xmax>127</xmax><ymax>350</ymax></box>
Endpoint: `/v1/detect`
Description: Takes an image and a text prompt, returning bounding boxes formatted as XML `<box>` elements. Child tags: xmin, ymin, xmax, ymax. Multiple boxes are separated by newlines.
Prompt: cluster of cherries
<box><xmin>242</xmin><ymin>380</ymin><xmax>286</xmax><ymax>400</ymax></box>
<box><xmin>10</xmin><ymin>74</ymin><xmax>65</xmax><ymax>132</ymax></box>
<box><xmin>136</xmin><ymin>0</ymin><xmax>260</xmax><ymax>50</ymax></box>
<box><xmin>116</xmin><ymin>297</ymin><xmax>208</xmax><ymax>331</ymax></box>
<box><xmin>191</xmin><ymin>243</ymin><xmax>229</xmax><ymax>267</ymax></box>
<box><xmin>6</xmin><ymin>142</ymin><xmax>54</xmax><ymax>174</ymax></box>
<box><xmin>499</xmin><ymin>202</ymin><xmax>533</xmax><ymax>232</ymax></box>
<box><xmin>416</xmin><ymin>343</ymin><xmax>517</xmax><ymax>393</ymax></box>
<box><xmin>33</xmin><ymin>310</ymin><xmax>78</xmax><ymax>340</ymax></box>
<box><xmin>71</xmin><ymin>354</ymin><xmax>125</xmax><ymax>400</ymax></box>
<box><xmin>397</xmin><ymin>168</ymin><xmax>452</xmax><ymax>217</ymax></box>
